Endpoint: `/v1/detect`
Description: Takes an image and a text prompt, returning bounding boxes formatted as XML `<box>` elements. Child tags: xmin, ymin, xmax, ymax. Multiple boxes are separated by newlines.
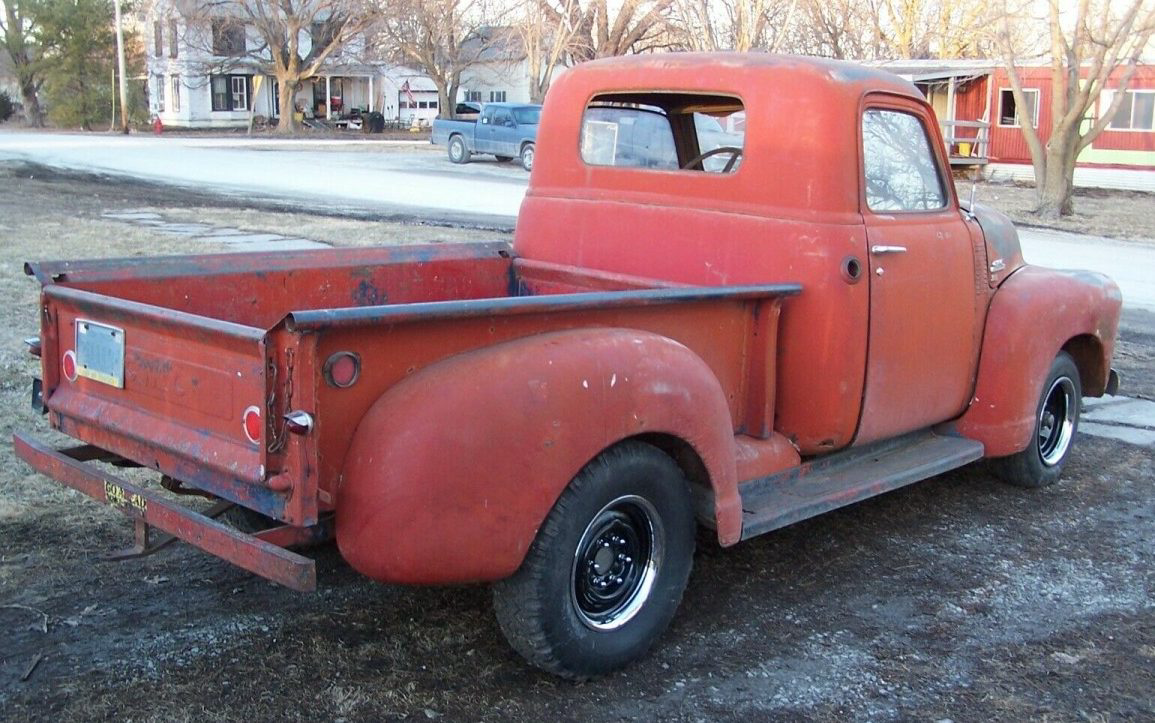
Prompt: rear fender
<box><xmin>336</xmin><ymin>328</ymin><xmax>739</xmax><ymax>585</ymax></box>
<box><xmin>955</xmin><ymin>265</ymin><xmax>1121</xmax><ymax>457</ymax></box>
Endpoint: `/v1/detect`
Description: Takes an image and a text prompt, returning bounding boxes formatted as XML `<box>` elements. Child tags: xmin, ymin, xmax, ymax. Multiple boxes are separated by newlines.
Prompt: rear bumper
<box><xmin>13</xmin><ymin>432</ymin><xmax>317</xmax><ymax>592</ymax></box>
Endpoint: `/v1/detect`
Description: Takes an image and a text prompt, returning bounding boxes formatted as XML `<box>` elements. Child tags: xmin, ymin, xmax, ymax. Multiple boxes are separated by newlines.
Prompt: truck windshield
<box><xmin>514</xmin><ymin>107</ymin><xmax>542</xmax><ymax>125</ymax></box>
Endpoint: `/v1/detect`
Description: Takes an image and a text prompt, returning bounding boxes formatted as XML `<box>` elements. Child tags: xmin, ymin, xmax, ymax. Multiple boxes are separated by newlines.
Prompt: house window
<box><xmin>1105</xmin><ymin>89</ymin><xmax>1155</xmax><ymax>131</ymax></box>
<box><xmin>155</xmin><ymin>75</ymin><xmax>165</xmax><ymax>113</ymax></box>
<box><xmin>212</xmin><ymin>20</ymin><xmax>246</xmax><ymax>57</ymax></box>
<box><xmin>171</xmin><ymin>75</ymin><xmax>181</xmax><ymax>112</ymax></box>
<box><xmin>211</xmin><ymin>74</ymin><xmax>250</xmax><ymax>111</ymax></box>
<box><xmin>231</xmin><ymin>75</ymin><xmax>249</xmax><ymax>110</ymax></box>
<box><xmin>862</xmin><ymin>108</ymin><xmax>946</xmax><ymax>212</ymax></box>
<box><xmin>465</xmin><ymin>90</ymin><xmax>482</xmax><ymax>102</ymax></box>
<box><xmin>489</xmin><ymin>90</ymin><xmax>506</xmax><ymax>103</ymax></box>
<box><xmin>998</xmin><ymin>88</ymin><xmax>1039</xmax><ymax>127</ymax></box>
<box><xmin>153</xmin><ymin>21</ymin><xmax>163</xmax><ymax>57</ymax></box>
<box><xmin>168</xmin><ymin>19</ymin><xmax>178</xmax><ymax>59</ymax></box>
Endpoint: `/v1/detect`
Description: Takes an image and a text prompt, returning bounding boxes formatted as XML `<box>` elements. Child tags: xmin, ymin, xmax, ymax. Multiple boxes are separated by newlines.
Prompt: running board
<box><xmin>739</xmin><ymin>430</ymin><xmax>984</xmax><ymax>540</ymax></box>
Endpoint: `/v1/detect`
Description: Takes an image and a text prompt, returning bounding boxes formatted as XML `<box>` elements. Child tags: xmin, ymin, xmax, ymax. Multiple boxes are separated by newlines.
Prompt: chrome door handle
<box><xmin>870</xmin><ymin>245</ymin><xmax>908</xmax><ymax>254</ymax></box>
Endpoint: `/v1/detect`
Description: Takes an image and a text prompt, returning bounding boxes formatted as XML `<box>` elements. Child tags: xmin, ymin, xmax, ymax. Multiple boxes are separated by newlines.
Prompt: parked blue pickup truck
<box><xmin>431</xmin><ymin>103</ymin><xmax>542</xmax><ymax>171</ymax></box>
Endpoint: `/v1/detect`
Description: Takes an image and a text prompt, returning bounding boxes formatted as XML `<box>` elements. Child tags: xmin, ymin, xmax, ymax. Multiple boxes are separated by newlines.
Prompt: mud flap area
<box><xmin>12</xmin><ymin>432</ymin><xmax>327</xmax><ymax>592</ymax></box>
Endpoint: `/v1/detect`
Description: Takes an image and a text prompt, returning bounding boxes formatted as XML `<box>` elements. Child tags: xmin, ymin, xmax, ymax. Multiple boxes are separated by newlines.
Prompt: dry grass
<box><xmin>157</xmin><ymin>206</ymin><xmax>508</xmax><ymax>247</ymax></box>
<box><xmin>966</xmin><ymin>179</ymin><xmax>1155</xmax><ymax>242</ymax></box>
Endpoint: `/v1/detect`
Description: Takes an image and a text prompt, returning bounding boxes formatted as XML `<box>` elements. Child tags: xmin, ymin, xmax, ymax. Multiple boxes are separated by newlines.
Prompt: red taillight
<box><xmin>62</xmin><ymin>350</ymin><xmax>78</xmax><ymax>382</ymax></box>
<box><xmin>324</xmin><ymin>351</ymin><xmax>360</xmax><ymax>388</ymax></box>
<box><xmin>242</xmin><ymin>405</ymin><xmax>262</xmax><ymax>444</ymax></box>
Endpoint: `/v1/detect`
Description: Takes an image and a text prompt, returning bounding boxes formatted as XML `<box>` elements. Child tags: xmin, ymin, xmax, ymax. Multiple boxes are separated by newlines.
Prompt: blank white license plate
<box><xmin>76</xmin><ymin>320</ymin><xmax>125</xmax><ymax>388</ymax></box>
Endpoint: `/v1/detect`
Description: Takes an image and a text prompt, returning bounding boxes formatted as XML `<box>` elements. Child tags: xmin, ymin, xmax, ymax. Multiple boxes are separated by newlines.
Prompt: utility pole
<box><xmin>112</xmin><ymin>0</ymin><xmax>129</xmax><ymax>133</ymax></box>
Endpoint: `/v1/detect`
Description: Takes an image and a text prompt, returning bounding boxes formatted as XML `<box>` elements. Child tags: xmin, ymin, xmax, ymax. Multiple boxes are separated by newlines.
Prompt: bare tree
<box><xmin>517</xmin><ymin>0</ymin><xmax>579</xmax><ymax>103</ymax></box>
<box><xmin>538</xmin><ymin>0</ymin><xmax>672</xmax><ymax>61</ymax></box>
<box><xmin>998</xmin><ymin>0</ymin><xmax>1155</xmax><ymax>217</ymax></box>
<box><xmin>1</xmin><ymin>0</ymin><xmax>44</xmax><ymax>126</ymax></box>
<box><xmin>785</xmin><ymin>0</ymin><xmax>881</xmax><ymax>58</ymax></box>
<box><xmin>184</xmin><ymin>0</ymin><xmax>378</xmax><ymax>133</ymax></box>
<box><xmin>374</xmin><ymin>0</ymin><xmax>510</xmax><ymax>118</ymax></box>
<box><xmin>669</xmin><ymin>0</ymin><xmax>799</xmax><ymax>52</ymax></box>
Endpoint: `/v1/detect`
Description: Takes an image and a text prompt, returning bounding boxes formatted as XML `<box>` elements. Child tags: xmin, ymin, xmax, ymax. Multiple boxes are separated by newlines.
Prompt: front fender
<box><xmin>336</xmin><ymin>328</ymin><xmax>739</xmax><ymax>585</ymax></box>
<box><xmin>956</xmin><ymin>265</ymin><xmax>1121</xmax><ymax>457</ymax></box>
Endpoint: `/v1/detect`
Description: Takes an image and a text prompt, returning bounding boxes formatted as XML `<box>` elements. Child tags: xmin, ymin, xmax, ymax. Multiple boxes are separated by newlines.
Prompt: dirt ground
<box><xmin>0</xmin><ymin>160</ymin><xmax>1152</xmax><ymax>721</ymax></box>
<box><xmin>965</xmin><ymin>178</ymin><xmax>1155</xmax><ymax>242</ymax></box>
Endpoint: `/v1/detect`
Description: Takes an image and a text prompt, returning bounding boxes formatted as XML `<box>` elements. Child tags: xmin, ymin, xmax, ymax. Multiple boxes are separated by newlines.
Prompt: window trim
<box><xmin>210</xmin><ymin>74</ymin><xmax>251</xmax><ymax>112</ymax></box>
<box><xmin>860</xmin><ymin>104</ymin><xmax>951</xmax><ymax>215</ymax></box>
<box><xmin>155</xmin><ymin>75</ymin><xmax>165</xmax><ymax>113</ymax></box>
<box><xmin>1103</xmin><ymin>88</ymin><xmax>1155</xmax><ymax>133</ymax></box>
<box><xmin>997</xmin><ymin>87</ymin><xmax>1040</xmax><ymax>128</ymax></box>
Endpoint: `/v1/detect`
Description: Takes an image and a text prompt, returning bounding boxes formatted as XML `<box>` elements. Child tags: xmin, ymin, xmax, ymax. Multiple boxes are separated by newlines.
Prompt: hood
<box><xmin>966</xmin><ymin>201</ymin><xmax>1025</xmax><ymax>287</ymax></box>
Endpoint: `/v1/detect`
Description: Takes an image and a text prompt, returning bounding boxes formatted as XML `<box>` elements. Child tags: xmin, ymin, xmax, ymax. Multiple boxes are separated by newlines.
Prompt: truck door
<box><xmin>476</xmin><ymin>108</ymin><xmax>496</xmax><ymax>153</ymax></box>
<box><xmin>854</xmin><ymin>98</ymin><xmax>980</xmax><ymax>445</ymax></box>
<box><xmin>488</xmin><ymin>108</ymin><xmax>516</xmax><ymax>156</ymax></box>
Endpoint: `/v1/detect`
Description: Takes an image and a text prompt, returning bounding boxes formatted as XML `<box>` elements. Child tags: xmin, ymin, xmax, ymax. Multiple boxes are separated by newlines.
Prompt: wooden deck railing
<box><xmin>942</xmin><ymin>120</ymin><xmax>990</xmax><ymax>165</ymax></box>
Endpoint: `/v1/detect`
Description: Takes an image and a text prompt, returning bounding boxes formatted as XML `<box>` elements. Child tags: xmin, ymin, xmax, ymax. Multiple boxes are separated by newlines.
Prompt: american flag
<box><xmin>401</xmin><ymin>80</ymin><xmax>415</xmax><ymax>105</ymax></box>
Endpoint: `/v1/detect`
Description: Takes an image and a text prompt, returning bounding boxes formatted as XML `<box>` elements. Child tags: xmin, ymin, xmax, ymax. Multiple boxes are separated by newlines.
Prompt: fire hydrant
<box><xmin>152</xmin><ymin>116</ymin><xmax>163</xmax><ymax>135</ymax></box>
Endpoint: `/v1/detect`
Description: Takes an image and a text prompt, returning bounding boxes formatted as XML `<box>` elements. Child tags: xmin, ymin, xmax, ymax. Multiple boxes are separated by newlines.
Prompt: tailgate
<box><xmin>37</xmin><ymin>284</ymin><xmax>297</xmax><ymax>520</ymax></box>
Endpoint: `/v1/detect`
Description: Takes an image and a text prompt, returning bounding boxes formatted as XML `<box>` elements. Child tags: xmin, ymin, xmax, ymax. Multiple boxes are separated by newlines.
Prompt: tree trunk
<box><xmin>1036</xmin><ymin>146</ymin><xmax>1076</xmax><ymax>219</ymax></box>
<box><xmin>19</xmin><ymin>78</ymin><xmax>43</xmax><ymax>127</ymax></box>
<box><xmin>275</xmin><ymin>77</ymin><xmax>297</xmax><ymax>134</ymax></box>
<box><xmin>438</xmin><ymin>82</ymin><xmax>453</xmax><ymax>120</ymax></box>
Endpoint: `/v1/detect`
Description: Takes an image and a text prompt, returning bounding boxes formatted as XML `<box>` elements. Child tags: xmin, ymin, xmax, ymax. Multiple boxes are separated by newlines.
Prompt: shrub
<box><xmin>0</xmin><ymin>91</ymin><xmax>13</xmax><ymax>123</ymax></box>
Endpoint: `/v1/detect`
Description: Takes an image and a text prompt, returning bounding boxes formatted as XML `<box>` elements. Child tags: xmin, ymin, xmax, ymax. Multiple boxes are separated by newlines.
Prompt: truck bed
<box><xmin>27</xmin><ymin>242</ymin><xmax>800</xmax><ymax>530</ymax></box>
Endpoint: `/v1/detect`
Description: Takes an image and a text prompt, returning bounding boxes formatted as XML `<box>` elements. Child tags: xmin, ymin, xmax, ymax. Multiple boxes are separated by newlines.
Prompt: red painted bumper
<box><xmin>12</xmin><ymin>432</ymin><xmax>317</xmax><ymax>592</ymax></box>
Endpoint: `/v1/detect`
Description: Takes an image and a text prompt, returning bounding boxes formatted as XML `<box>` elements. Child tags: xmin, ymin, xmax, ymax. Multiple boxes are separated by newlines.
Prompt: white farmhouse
<box><xmin>143</xmin><ymin>1</ymin><xmax>447</xmax><ymax>128</ymax></box>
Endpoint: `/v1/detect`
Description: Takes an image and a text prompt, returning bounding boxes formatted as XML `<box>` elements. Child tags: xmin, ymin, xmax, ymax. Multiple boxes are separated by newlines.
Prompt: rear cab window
<box><xmin>580</xmin><ymin>93</ymin><xmax>746</xmax><ymax>174</ymax></box>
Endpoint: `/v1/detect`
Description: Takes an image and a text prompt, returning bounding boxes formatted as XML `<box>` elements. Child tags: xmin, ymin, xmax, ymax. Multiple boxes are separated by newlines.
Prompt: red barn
<box><xmin>875</xmin><ymin>59</ymin><xmax>1155</xmax><ymax>192</ymax></box>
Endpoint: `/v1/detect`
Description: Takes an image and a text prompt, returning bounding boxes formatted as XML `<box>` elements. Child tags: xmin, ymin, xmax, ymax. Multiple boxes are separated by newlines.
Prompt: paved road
<box><xmin>0</xmin><ymin>131</ymin><xmax>529</xmax><ymax>225</ymax></box>
<box><xmin>2</xmin><ymin>130</ymin><xmax>1153</xmax><ymax>311</ymax></box>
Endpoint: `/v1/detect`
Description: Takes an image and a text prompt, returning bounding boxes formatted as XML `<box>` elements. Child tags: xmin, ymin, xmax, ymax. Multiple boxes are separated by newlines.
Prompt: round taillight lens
<box><xmin>324</xmin><ymin>351</ymin><xmax>360</xmax><ymax>388</ymax></box>
<box><xmin>242</xmin><ymin>405</ymin><xmax>262</xmax><ymax>444</ymax></box>
<box><xmin>62</xmin><ymin>350</ymin><xmax>78</xmax><ymax>382</ymax></box>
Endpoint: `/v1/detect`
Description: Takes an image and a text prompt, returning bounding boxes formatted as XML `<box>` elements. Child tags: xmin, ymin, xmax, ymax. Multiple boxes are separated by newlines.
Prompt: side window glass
<box><xmin>862</xmin><ymin>109</ymin><xmax>946</xmax><ymax>212</ymax></box>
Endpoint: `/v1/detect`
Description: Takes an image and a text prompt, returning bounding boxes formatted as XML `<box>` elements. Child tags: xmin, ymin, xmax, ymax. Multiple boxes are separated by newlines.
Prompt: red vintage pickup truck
<box><xmin>14</xmin><ymin>54</ymin><xmax>1122</xmax><ymax>678</ymax></box>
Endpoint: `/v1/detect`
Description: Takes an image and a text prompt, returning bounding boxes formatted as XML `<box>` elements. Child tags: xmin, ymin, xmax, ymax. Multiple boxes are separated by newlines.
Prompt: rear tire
<box><xmin>991</xmin><ymin>351</ymin><xmax>1082</xmax><ymax>488</ymax></box>
<box><xmin>493</xmin><ymin>441</ymin><xmax>695</xmax><ymax>678</ymax></box>
<box><xmin>520</xmin><ymin>143</ymin><xmax>535</xmax><ymax>171</ymax></box>
<box><xmin>447</xmin><ymin>135</ymin><xmax>470</xmax><ymax>164</ymax></box>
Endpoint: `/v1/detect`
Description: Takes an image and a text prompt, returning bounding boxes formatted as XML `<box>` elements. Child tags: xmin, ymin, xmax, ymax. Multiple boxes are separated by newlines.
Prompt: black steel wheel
<box><xmin>992</xmin><ymin>351</ymin><xmax>1082</xmax><ymax>488</ymax></box>
<box><xmin>493</xmin><ymin>441</ymin><xmax>695</xmax><ymax>678</ymax></box>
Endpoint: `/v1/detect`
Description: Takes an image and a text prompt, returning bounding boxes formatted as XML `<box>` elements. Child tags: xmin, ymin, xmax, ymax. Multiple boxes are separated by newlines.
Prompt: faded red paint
<box><xmin>954</xmin><ymin>266</ymin><xmax>1122</xmax><ymax>456</ymax></box>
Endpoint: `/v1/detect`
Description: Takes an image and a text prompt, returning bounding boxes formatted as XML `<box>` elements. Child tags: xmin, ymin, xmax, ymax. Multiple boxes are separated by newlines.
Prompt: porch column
<box><xmin>369</xmin><ymin>75</ymin><xmax>374</xmax><ymax>113</ymax></box>
<box><xmin>945</xmin><ymin>78</ymin><xmax>956</xmax><ymax>151</ymax></box>
<box><xmin>326</xmin><ymin>75</ymin><xmax>332</xmax><ymax>119</ymax></box>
